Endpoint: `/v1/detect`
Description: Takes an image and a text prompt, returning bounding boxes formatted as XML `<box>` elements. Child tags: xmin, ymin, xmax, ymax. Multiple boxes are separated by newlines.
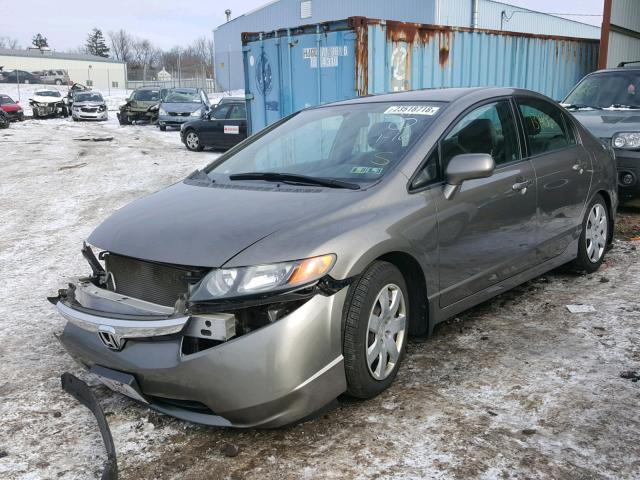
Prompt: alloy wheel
<box><xmin>586</xmin><ymin>203</ymin><xmax>607</xmax><ymax>263</ymax></box>
<box><xmin>366</xmin><ymin>284</ymin><xmax>406</xmax><ymax>380</ymax></box>
<box><xmin>186</xmin><ymin>132</ymin><xmax>200</xmax><ymax>150</ymax></box>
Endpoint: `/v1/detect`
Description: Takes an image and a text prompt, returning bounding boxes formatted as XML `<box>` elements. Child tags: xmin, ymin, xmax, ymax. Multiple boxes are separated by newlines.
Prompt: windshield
<box><xmin>164</xmin><ymin>90</ymin><xmax>201</xmax><ymax>103</ymax></box>
<box><xmin>564</xmin><ymin>71</ymin><xmax>640</xmax><ymax>108</ymax></box>
<box><xmin>74</xmin><ymin>92</ymin><xmax>103</xmax><ymax>102</ymax></box>
<box><xmin>36</xmin><ymin>91</ymin><xmax>61</xmax><ymax>98</ymax></box>
<box><xmin>133</xmin><ymin>89</ymin><xmax>160</xmax><ymax>101</ymax></box>
<box><xmin>0</xmin><ymin>95</ymin><xmax>14</xmax><ymax>105</ymax></box>
<box><xmin>206</xmin><ymin>101</ymin><xmax>445</xmax><ymax>185</ymax></box>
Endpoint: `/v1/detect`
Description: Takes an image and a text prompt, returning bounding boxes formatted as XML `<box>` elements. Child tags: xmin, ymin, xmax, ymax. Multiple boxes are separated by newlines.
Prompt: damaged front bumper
<box><xmin>53</xmin><ymin>278</ymin><xmax>348</xmax><ymax>428</ymax></box>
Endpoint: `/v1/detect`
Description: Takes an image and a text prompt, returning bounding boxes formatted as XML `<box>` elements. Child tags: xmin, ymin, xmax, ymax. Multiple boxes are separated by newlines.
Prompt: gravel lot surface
<box><xmin>1</xmin><ymin>86</ymin><xmax>639</xmax><ymax>480</ymax></box>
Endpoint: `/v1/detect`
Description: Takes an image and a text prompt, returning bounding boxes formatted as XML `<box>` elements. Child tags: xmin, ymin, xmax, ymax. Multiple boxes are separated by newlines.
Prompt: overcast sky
<box><xmin>3</xmin><ymin>0</ymin><xmax>604</xmax><ymax>52</ymax></box>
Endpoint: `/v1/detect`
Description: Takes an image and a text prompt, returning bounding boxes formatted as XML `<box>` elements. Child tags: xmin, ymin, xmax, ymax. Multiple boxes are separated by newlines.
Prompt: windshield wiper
<box><xmin>229</xmin><ymin>172</ymin><xmax>361</xmax><ymax>190</ymax></box>
<box><xmin>606</xmin><ymin>104</ymin><xmax>640</xmax><ymax>110</ymax></box>
<box><xmin>561</xmin><ymin>103</ymin><xmax>601</xmax><ymax>110</ymax></box>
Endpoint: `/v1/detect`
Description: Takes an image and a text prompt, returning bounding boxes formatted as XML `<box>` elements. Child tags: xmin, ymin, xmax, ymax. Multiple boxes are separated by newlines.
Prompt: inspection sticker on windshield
<box><xmin>351</xmin><ymin>166</ymin><xmax>383</xmax><ymax>175</ymax></box>
<box><xmin>224</xmin><ymin>125</ymin><xmax>240</xmax><ymax>134</ymax></box>
<box><xmin>384</xmin><ymin>105</ymin><xmax>440</xmax><ymax>116</ymax></box>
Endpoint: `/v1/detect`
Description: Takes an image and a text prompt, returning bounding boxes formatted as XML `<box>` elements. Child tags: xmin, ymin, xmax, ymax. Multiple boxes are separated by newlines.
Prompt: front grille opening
<box><xmin>104</xmin><ymin>253</ymin><xmax>209</xmax><ymax>307</ymax></box>
<box><xmin>147</xmin><ymin>395</ymin><xmax>214</xmax><ymax>415</ymax></box>
<box><xmin>182</xmin><ymin>299</ymin><xmax>309</xmax><ymax>355</ymax></box>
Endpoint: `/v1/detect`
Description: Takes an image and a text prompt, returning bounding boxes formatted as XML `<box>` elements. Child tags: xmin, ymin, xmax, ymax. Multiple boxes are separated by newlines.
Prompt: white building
<box><xmin>0</xmin><ymin>48</ymin><xmax>126</xmax><ymax>90</ymax></box>
<box><xmin>157</xmin><ymin>68</ymin><xmax>172</xmax><ymax>81</ymax></box>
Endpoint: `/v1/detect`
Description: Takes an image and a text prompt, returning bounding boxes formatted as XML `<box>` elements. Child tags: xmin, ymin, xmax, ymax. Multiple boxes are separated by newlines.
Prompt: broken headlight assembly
<box><xmin>190</xmin><ymin>254</ymin><xmax>336</xmax><ymax>301</ymax></box>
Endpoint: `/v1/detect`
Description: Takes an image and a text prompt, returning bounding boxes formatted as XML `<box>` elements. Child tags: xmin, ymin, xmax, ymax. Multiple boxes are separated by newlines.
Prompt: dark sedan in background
<box><xmin>563</xmin><ymin>65</ymin><xmax>640</xmax><ymax>204</ymax></box>
<box><xmin>0</xmin><ymin>69</ymin><xmax>41</xmax><ymax>84</ymax></box>
<box><xmin>180</xmin><ymin>99</ymin><xmax>247</xmax><ymax>151</ymax></box>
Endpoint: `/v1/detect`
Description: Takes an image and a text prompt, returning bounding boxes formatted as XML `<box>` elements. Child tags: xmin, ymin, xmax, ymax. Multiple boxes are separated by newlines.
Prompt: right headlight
<box><xmin>159</xmin><ymin>107</ymin><xmax>167</xmax><ymax>116</ymax></box>
<box><xmin>191</xmin><ymin>254</ymin><xmax>336</xmax><ymax>301</ymax></box>
<box><xmin>612</xmin><ymin>132</ymin><xmax>640</xmax><ymax>150</ymax></box>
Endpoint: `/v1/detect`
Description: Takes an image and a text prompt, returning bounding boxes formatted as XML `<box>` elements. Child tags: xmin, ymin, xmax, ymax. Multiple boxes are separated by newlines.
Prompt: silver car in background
<box><xmin>71</xmin><ymin>91</ymin><xmax>108</xmax><ymax>121</ymax></box>
<box><xmin>52</xmin><ymin>87</ymin><xmax>617</xmax><ymax>428</ymax></box>
<box><xmin>157</xmin><ymin>87</ymin><xmax>210</xmax><ymax>131</ymax></box>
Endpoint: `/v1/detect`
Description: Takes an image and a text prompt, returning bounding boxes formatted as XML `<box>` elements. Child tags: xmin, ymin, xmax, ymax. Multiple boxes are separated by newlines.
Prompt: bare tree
<box><xmin>0</xmin><ymin>37</ymin><xmax>20</xmax><ymax>49</ymax></box>
<box><xmin>108</xmin><ymin>29</ymin><xmax>133</xmax><ymax>63</ymax></box>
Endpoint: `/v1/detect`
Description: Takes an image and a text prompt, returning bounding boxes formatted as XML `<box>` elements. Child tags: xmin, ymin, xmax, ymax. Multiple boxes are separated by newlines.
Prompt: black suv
<box><xmin>563</xmin><ymin>63</ymin><xmax>640</xmax><ymax>204</ymax></box>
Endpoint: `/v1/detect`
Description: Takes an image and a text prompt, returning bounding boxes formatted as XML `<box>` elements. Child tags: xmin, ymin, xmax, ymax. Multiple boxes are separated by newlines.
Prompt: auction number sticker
<box><xmin>384</xmin><ymin>105</ymin><xmax>440</xmax><ymax>115</ymax></box>
<box><xmin>224</xmin><ymin>125</ymin><xmax>240</xmax><ymax>134</ymax></box>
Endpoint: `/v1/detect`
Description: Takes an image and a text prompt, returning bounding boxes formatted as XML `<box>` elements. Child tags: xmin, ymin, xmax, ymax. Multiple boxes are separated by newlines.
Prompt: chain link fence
<box><xmin>126</xmin><ymin>64</ymin><xmax>218</xmax><ymax>94</ymax></box>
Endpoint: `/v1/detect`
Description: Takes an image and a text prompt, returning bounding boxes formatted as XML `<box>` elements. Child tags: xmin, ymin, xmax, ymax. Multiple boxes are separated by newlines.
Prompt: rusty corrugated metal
<box><xmin>359</xmin><ymin>19</ymin><xmax>599</xmax><ymax>101</ymax></box>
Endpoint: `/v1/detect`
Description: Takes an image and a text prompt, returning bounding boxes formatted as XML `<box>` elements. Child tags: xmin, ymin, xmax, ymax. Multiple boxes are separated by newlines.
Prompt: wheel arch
<box><xmin>593</xmin><ymin>189</ymin><xmax>615</xmax><ymax>244</ymax></box>
<box><xmin>375</xmin><ymin>251</ymin><xmax>429</xmax><ymax>338</ymax></box>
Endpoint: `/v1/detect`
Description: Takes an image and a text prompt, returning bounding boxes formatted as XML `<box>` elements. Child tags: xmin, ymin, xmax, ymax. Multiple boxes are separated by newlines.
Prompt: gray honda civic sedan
<box><xmin>52</xmin><ymin>87</ymin><xmax>617</xmax><ymax>428</ymax></box>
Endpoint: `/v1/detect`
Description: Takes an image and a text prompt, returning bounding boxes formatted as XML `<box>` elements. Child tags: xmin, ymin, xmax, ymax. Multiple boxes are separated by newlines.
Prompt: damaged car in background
<box><xmin>30</xmin><ymin>89</ymin><xmax>68</xmax><ymax>118</ymax></box>
<box><xmin>0</xmin><ymin>94</ymin><xmax>24</xmax><ymax>121</ymax></box>
<box><xmin>51</xmin><ymin>87</ymin><xmax>617</xmax><ymax>428</ymax></box>
<box><xmin>71</xmin><ymin>91</ymin><xmax>108</xmax><ymax>121</ymax></box>
<box><xmin>117</xmin><ymin>86</ymin><xmax>162</xmax><ymax>125</ymax></box>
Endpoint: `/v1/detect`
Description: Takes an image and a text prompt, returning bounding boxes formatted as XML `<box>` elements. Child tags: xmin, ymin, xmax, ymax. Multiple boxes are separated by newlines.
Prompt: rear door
<box><xmin>430</xmin><ymin>99</ymin><xmax>538</xmax><ymax>307</ymax></box>
<box><xmin>515</xmin><ymin>97</ymin><xmax>592</xmax><ymax>261</ymax></box>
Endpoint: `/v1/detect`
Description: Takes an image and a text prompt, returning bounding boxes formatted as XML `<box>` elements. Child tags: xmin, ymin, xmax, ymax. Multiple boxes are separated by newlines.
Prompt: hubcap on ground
<box><xmin>586</xmin><ymin>203</ymin><xmax>607</xmax><ymax>263</ymax></box>
<box><xmin>186</xmin><ymin>132</ymin><xmax>199</xmax><ymax>150</ymax></box>
<box><xmin>366</xmin><ymin>284</ymin><xmax>406</xmax><ymax>381</ymax></box>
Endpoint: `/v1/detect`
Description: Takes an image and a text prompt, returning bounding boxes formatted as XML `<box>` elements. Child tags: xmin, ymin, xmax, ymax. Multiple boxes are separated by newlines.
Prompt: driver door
<box><xmin>432</xmin><ymin>99</ymin><xmax>538</xmax><ymax>307</ymax></box>
<box><xmin>200</xmin><ymin>103</ymin><xmax>232</xmax><ymax>146</ymax></box>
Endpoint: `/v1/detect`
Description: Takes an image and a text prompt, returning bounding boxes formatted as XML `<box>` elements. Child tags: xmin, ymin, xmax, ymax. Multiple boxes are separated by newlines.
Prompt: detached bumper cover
<box><xmin>56</xmin><ymin>285</ymin><xmax>348</xmax><ymax>428</ymax></box>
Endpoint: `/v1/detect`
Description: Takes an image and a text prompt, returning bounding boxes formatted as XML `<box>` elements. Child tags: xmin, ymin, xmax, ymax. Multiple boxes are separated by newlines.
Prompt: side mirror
<box><xmin>443</xmin><ymin>153</ymin><xmax>495</xmax><ymax>200</ymax></box>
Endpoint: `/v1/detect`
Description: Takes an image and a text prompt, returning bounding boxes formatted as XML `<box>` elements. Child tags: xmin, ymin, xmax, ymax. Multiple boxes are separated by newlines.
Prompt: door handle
<box><xmin>572</xmin><ymin>163</ymin><xmax>584</xmax><ymax>174</ymax></box>
<box><xmin>512</xmin><ymin>179</ymin><xmax>532</xmax><ymax>194</ymax></box>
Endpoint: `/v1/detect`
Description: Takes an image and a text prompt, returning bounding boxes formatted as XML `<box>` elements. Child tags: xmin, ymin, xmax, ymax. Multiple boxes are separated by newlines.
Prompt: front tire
<box><xmin>343</xmin><ymin>261</ymin><xmax>409</xmax><ymax>399</ymax></box>
<box><xmin>159</xmin><ymin>124</ymin><xmax>167</xmax><ymax>131</ymax></box>
<box><xmin>184</xmin><ymin>130</ymin><xmax>204</xmax><ymax>151</ymax></box>
<box><xmin>572</xmin><ymin>194</ymin><xmax>609</xmax><ymax>273</ymax></box>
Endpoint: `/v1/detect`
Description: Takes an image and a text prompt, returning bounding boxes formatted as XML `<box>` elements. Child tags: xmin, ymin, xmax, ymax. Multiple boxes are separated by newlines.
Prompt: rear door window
<box><xmin>516</xmin><ymin>98</ymin><xmax>573</xmax><ymax>156</ymax></box>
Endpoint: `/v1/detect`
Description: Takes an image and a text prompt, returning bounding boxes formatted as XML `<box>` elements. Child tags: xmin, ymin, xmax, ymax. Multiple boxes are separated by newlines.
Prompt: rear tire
<box><xmin>572</xmin><ymin>194</ymin><xmax>609</xmax><ymax>273</ymax></box>
<box><xmin>159</xmin><ymin>125</ymin><xmax>167</xmax><ymax>131</ymax></box>
<box><xmin>343</xmin><ymin>261</ymin><xmax>409</xmax><ymax>399</ymax></box>
<box><xmin>55</xmin><ymin>79</ymin><xmax>62</xmax><ymax>85</ymax></box>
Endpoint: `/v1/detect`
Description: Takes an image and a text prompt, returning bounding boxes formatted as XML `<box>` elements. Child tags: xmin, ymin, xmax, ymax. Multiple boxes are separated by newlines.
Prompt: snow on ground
<box><xmin>0</xmin><ymin>85</ymin><xmax>639</xmax><ymax>479</ymax></box>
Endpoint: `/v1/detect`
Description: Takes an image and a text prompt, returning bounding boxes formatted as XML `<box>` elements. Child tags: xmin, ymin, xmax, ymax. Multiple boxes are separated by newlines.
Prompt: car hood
<box><xmin>31</xmin><ymin>95</ymin><xmax>62</xmax><ymax>104</ymax></box>
<box><xmin>1</xmin><ymin>104</ymin><xmax>20</xmax><ymax>112</ymax></box>
<box><xmin>161</xmin><ymin>102</ymin><xmax>202</xmax><ymax>113</ymax></box>
<box><xmin>74</xmin><ymin>101</ymin><xmax>106</xmax><ymax>107</ymax></box>
<box><xmin>88</xmin><ymin>180</ymin><xmax>359</xmax><ymax>267</ymax></box>
<box><xmin>570</xmin><ymin>109</ymin><xmax>640</xmax><ymax>139</ymax></box>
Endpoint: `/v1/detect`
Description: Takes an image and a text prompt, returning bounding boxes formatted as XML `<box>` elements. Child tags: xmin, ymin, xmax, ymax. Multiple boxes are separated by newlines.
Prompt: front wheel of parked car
<box><xmin>159</xmin><ymin>125</ymin><xmax>167</xmax><ymax>131</ymax></box>
<box><xmin>55</xmin><ymin>79</ymin><xmax>62</xmax><ymax>85</ymax></box>
<box><xmin>184</xmin><ymin>130</ymin><xmax>204</xmax><ymax>151</ymax></box>
<box><xmin>572</xmin><ymin>194</ymin><xmax>609</xmax><ymax>273</ymax></box>
<box><xmin>343</xmin><ymin>261</ymin><xmax>409</xmax><ymax>399</ymax></box>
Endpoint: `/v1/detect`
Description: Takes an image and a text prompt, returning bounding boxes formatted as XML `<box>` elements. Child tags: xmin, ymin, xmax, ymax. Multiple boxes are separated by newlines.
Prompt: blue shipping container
<box><xmin>243</xmin><ymin>17</ymin><xmax>599</xmax><ymax>133</ymax></box>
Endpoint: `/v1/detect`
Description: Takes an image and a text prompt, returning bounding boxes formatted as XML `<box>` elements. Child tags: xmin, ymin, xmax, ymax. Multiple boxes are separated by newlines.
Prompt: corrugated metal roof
<box><xmin>0</xmin><ymin>48</ymin><xmax>124</xmax><ymax>64</ymax></box>
<box><xmin>436</xmin><ymin>0</ymin><xmax>601</xmax><ymax>39</ymax></box>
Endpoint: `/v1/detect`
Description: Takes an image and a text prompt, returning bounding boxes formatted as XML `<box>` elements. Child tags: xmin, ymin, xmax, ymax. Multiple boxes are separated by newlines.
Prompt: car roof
<box><xmin>136</xmin><ymin>86</ymin><xmax>161</xmax><ymax>91</ymax></box>
<box><xmin>589</xmin><ymin>67</ymin><xmax>640</xmax><ymax>74</ymax></box>
<box><xmin>169</xmin><ymin>88</ymin><xmax>198</xmax><ymax>93</ymax></box>
<box><xmin>327</xmin><ymin>87</ymin><xmax>539</xmax><ymax>107</ymax></box>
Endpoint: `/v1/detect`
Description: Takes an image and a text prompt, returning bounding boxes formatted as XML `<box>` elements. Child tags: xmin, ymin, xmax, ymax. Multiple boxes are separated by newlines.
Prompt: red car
<box><xmin>0</xmin><ymin>94</ymin><xmax>24</xmax><ymax>121</ymax></box>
